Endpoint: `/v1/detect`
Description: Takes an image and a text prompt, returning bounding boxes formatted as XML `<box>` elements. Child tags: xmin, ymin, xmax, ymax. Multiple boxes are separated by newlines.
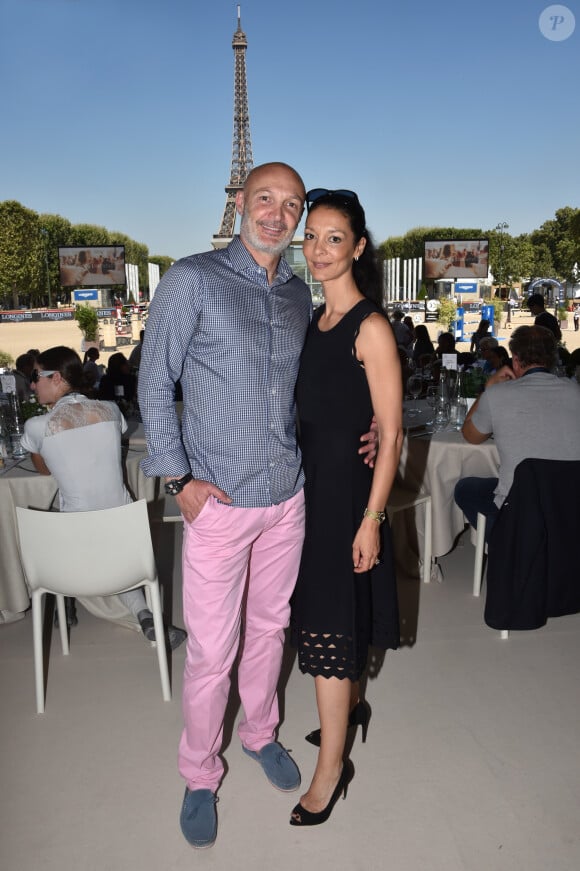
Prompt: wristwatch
<box><xmin>164</xmin><ymin>473</ymin><xmax>194</xmax><ymax>496</ymax></box>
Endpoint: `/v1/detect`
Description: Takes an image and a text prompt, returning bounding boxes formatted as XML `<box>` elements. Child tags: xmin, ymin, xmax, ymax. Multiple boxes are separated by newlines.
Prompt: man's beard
<box><xmin>240</xmin><ymin>213</ymin><xmax>294</xmax><ymax>256</ymax></box>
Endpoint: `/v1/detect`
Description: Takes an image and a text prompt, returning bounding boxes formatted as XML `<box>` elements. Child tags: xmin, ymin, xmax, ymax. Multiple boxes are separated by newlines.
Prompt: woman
<box><xmin>412</xmin><ymin>323</ymin><xmax>435</xmax><ymax>365</ymax></box>
<box><xmin>98</xmin><ymin>351</ymin><xmax>136</xmax><ymax>403</ymax></box>
<box><xmin>21</xmin><ymin>346</ymin><xmax>185</xmax><ymax>649</ymax></box>
<box><xmin>486</xmin><ymin>345</ymin><xmax>511</xmax><ymax>373</ymax></box>
<box><xmin>470</xmin><ymin>319</ymin><xmax>491</xmax><ymax>354</ymax></box>
<box><xmin>82</xmin><ymin>346</ymin><xmax>101</xmax><ymax>391</ymax></box>
<box><xmin>290</xmin><ymin>189</ymin><xmax>403</xmax><ymax>826</ymax></box>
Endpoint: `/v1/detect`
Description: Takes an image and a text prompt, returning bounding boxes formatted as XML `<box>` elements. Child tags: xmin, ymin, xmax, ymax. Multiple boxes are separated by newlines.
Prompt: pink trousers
<box><xmin>178</xmin><ymin>489</ymin><xmax>305</xmax><ymax>791</ymax></box>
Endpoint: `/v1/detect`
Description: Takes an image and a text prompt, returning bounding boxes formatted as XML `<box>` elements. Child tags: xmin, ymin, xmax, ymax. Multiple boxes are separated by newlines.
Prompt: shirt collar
<box><xmin>227</xmin><ymin>236</ymin><xmax>294</xmax><ymax>285</ymax></box>
<box><xmin>521</xmin><ymin>366</ymin><xmax>551</xmax><ymax>377</ymax></box>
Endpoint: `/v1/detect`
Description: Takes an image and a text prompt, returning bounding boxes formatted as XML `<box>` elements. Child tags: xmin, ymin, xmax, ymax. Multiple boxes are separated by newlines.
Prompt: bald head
<box><xmin>243</xmin><ymin>162</ymin><xmax>305</xmax><ymax>199</ymax></box>
<box><xmin>236</xmin><ymin>162</ymin><xmax>306</xmax><ymax>258</ymax></box>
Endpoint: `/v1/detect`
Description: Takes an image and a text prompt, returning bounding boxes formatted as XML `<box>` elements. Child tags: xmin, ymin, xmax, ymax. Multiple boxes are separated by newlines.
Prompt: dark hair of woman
<box><xmin>307</xmin><ymin>194</ymin><xmax>383</xmax><ymax>308</ymax></box>
<box><xmin>83</xmin><ymin>347</ymin><xmax>100</xmax><ymax>364</ymax></box>
<box><xmin>106</xmin><ymin>352</ymin><xmax>129</xmax><ymax>378</ymax></box>
<box><xmin>36</xmin><ymin>346</ymin><xmax>90</xmax><ymax>394</ymax></box>
<box><xmin>413</xmin><ymin>324</ymin><xmax>433</xmax><ymax>345</ymax></box>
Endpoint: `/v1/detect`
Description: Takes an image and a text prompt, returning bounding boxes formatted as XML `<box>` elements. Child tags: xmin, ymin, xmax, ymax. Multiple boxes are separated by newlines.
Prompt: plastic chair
<box><xmin>473</xmin><ymin>512</ymin><xmax>508</xmax><ymax>639</ymax></box>
<box><xmin>472</xmin><ymin>512</ymin><xmax>486</xmax><ymax>597</ymax></box>
<box><xmin>16</xmin><ymin>500</ymin><xmax>171</xmax><ymax>713</ymax></box>
<box><xmin>387</xmin><ymin>486</ymin><xmax>433</xmax><ymax>584</ymax></box>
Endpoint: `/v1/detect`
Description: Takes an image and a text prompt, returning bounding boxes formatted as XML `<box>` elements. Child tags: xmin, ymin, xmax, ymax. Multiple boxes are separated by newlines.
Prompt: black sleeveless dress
<box><xmin>291</xmin><ymin>299</ymin><xmax>400</xmax><ymax>681</ymax></box>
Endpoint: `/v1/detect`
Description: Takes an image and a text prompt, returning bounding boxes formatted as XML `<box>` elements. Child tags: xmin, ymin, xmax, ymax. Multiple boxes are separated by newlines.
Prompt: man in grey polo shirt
<box><xmin>455</xmin><ymin>325</ymin><xmax>580</xmax><ymax>536</ymax></box>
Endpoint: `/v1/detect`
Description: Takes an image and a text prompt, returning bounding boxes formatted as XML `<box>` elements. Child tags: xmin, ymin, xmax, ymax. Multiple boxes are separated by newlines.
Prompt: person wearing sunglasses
<box><xmin>137</xmin><ymin>165</ymin><xmax>379</xmax><ymax>848</ymax></box>
<box><xmin>289</xmin><ymin>189</ymin><xmax>402</xmax><ymax>826</ymax></box>
<box><xmin>21</xmin><ymin>345</ymin><xmax>186</xmax><ymax>649</ymax></box>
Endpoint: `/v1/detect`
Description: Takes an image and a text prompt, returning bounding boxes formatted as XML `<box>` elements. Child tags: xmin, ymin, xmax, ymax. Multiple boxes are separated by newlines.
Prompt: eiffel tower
<box><xmin>212</xmin><ymin>6</ymin><xmax>254</xmax><ymax>249</ymax></box>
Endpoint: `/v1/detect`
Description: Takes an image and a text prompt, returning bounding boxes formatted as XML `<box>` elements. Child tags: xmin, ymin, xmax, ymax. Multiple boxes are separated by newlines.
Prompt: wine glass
<box><xmin>406</xmin><ymin>374</ymin><xmax>423</xmax><ymax>416</ymax></box>
<box><xmin>425</xmin><ymin>385</ymin><xmax>438</xmax><ymax>425</ymax></box>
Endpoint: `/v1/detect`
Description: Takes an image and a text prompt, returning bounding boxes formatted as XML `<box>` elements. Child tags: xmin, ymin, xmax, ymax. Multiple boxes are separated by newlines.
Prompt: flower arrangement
<box><xmin>20</xmin><ymin>397</ymin><xmax>49</xmax><ymax>420</ymax></box>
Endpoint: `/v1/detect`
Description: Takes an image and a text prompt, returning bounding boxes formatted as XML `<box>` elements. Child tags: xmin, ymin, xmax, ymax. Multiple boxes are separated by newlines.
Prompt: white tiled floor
<box><xmin>1</xmin><ymin>526</ymin><xmax>579</xmax><ymax>871</ymax></box>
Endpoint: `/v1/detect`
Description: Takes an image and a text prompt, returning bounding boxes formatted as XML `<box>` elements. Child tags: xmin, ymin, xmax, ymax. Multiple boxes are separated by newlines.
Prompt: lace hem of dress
<box><xmin>296</xmin><ymin>630</ymin><xmax>360</xmax><ymax>680</ymax></box>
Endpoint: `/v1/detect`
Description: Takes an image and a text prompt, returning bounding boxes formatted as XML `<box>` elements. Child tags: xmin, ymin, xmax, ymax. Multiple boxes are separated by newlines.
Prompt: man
<box><xmin>128</xmin><ymin>328</ymin><xmax>144</xmax><ymax>369</ymax></box>
<box><xmin>454</xmin><ymin>325</ymin><xmax>580</xmax><ymax>537</ymax></box>
<box><xmin>13</xmin><ymin>353</ymin><xmax>34</xmax><ymax>402</ymax></box>
<box><xmin>138</xmin><ymin>163</ymin><xmax>374</xmax><ymax>848</ymax></box>
<box><xmin>390</xmin><ymin>309</ymin><xmax>413</xmax><ymax>351</ymax></box>
<box><xmin>527</xmin><ymin>293</ymin><xmax>562</xmax><ymax>341</ymax></box>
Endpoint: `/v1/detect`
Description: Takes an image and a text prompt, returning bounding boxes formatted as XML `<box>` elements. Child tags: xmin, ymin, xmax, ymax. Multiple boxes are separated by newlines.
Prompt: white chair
<box><xmin>387</xmin><ymin>486</ymin><xmax>433</xmax><ymax>584</ymax></box>
<box><xmin>472</xmin><ymin>512</ymin><xmax>487</xmax><ymax>597</ymax></box>
<box><xmin>473</xmin><ymin>512</ymin><xmax>508</xmax><ymax>639</ymax></box>
<box><xmin>16</xmin><ymin>499</ymin><xmax>171</xmax><ymax>713</ymax></box>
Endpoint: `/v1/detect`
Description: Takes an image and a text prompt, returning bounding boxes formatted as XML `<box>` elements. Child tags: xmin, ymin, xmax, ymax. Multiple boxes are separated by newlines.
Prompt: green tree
<box><xmin>529</xmin><ymin>241</ymin><xmax>554</xmax><ymax>278</ymax></box>
<box><xmin>488</xmin><ymin>231</ymin><xmax>535</xmax><ymax>288</ymax></box>
<box><xmin>530</xmin><ymin>207</ymin><xmax>580</xmax><ymax>283</ymax></box>
<box><xmin>0</xmin><ymin>201</ymin><xmax>44</xmax><ymax>308</ymax></box>
<box><xmin>38</xmin><ymin>212</ymin><xmax>73</xmax><ymax>305</ymax></box>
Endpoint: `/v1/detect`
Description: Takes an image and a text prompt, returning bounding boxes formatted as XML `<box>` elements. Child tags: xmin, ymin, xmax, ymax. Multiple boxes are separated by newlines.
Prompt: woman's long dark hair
<box><xmin>307</xmin><ymin>194</ymin><xmax>383</xmax><ymax>308</ymax></box>
<box><xmin>36</xmin><ymin>346</ymin><xmax>90</xmax><ymax>395</ymax></box>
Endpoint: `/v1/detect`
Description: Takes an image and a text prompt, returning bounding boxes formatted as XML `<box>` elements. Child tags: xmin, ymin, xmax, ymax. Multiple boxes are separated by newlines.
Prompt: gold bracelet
<box><xmin>363</xmin><ymin>508</ymin><xmax>386</xmax><ymax>524</ymax></box>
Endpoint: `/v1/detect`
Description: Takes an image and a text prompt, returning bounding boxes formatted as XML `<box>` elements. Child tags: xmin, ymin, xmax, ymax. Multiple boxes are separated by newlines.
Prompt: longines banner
<box><xmin>0</xmin><ymin>310</ymin><xmax>75</xmax><ymax>323</ymax></box>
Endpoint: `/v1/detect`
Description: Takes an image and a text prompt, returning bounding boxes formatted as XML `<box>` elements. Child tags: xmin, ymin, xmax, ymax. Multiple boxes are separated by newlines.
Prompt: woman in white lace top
<box><xmin>21</xmin><ymin>346</ymin><xmax>185</xmax><ymax>649</ymax></box>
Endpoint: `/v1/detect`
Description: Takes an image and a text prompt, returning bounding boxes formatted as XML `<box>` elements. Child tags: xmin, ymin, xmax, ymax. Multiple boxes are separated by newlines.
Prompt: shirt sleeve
<box><xmin>21</xmin><ymin>414</ymin><xmax>46</xmax><ymax>454</ymax></box>
<box><xmin>471</xmin><ymin>389</ymin><xmax>493</xmax><ymax>435</ymax></box>
<box><xmin>137</xmin><ymin>257</ymin><xmax>202</xmax><ymax>477</ymax></box>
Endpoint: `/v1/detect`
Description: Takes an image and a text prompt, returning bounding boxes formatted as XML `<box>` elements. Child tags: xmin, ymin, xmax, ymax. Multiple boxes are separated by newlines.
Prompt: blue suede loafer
<box><xmin>179</xmin><ymin>788</ymin><xmax>218</xmax><ymax>849</ymax></box>
<box><xmin>242</xmin><ymin>741</ymin><xmax>300</xmax><ymax>792</ymax></box>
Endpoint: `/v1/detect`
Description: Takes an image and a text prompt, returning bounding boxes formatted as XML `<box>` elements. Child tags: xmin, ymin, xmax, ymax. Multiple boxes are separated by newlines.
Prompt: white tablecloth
<box><xmin>397</xmin><ymin>404</ymin><xmax>500</xmax><ymax>559</ymax></box>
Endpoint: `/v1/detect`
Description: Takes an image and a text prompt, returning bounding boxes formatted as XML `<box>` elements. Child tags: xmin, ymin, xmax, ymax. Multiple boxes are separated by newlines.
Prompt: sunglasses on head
<box><xmin>30</xmin><ymin>369</ymin><xmax>56</xmax><ymax>383</ymax></box>
<box><xmin>306</xmin><ymin>188</ymin><xmax>360</xmax><ymax>211</ymax></box>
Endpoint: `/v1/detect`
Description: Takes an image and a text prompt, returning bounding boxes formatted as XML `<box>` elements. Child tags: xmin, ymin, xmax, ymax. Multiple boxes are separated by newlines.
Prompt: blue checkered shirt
<box><xmin>138</xmin><ymin>237</ymin><xmax>312</xmax><ymax>507</ymax></box>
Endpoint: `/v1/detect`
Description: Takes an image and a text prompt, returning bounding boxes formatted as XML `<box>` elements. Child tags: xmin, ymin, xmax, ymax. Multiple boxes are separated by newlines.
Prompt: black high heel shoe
<box><xmin>289</xmin><ymin>761</ymin><xmax>354</xmax><ymax>827</ymax></box>
<box><xmin>305</xmin><ymin>700</ymin><xmax>371</xmax><ymax>747</ymax></box>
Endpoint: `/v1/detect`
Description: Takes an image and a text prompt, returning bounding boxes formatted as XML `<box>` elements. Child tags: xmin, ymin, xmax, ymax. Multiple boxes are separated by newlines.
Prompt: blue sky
<box><xmin>2</xmin><ymin>0</ymin><xmax>578</xmax><ymax>260</ymax></box>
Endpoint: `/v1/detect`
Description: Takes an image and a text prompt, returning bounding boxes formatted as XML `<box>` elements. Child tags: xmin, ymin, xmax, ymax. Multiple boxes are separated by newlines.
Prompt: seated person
<box><xmin>486</xmin><ymin>345</ymin><xmax>511</xmax><ymax>373</ymax></box>
<box><xmin>98</xmin><ymin>352</ymin><xmax>136</xmax><ymax>403</ymax></box>
<box><xmin>83</xmin><ymin>347</ymin><xmax>101</xmax><ymax>392</ymax></box>
<box><xmin>478</xmin><ymin>336</ymin><xmax>499</xmax><ymax>373</ymax></box>
<box><xmin>403</xmin><ymin>316</ymin><xmax>416</xmax><ymax>342</ymax></box>
<box><xmin>22</xmin><ymin>345</ymin><xmax>186</xmax><ymax>649</ymax></box>
<box><xmin>13</xmin><ymin>353</ymin><xmax>35</xmax><ymax>401</ymax></box>
<box><xmin>412</xmin><ymin>324</ymin><xmax>435</xmax><ymax>365</ymax></box>
<box><xmin>390</xmin><ymin>309</ymin><xmax>414</xmax><ymax>352</ymax></box>
<box><xmin>454</xmin><ymin>326</ymin><xmax>580</xmax><ymax>540</ymax></box>
<box><xmin>434</xmin><ymin>331</ymin><xmax>457</xmax><ymax>363</ymax></box>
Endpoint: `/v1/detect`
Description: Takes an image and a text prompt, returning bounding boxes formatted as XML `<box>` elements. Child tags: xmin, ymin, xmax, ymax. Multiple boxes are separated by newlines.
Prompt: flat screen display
<box><xmin>424</xmin><ymin>239</ymin><xmax>489</xmax><ymax>280</ymax></box>
<box><xmin>58</xmin><ymin>246</ymin><xmax>126</xmax><ymax>287</ymax></box>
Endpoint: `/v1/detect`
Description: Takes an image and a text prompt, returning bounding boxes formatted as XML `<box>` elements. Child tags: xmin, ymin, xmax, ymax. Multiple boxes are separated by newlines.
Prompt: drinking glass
<box><xmin>433</xmin><ymin>397</ymin><xmax>449</xmax><ymax>431</ymax></box>
<box><xmin>406</xmin><ymin>374</ymin><xmax>423</xmax><ymax>416</ymax></box>
<box><xmin>425</xmin><ymin>386</ymin><xmax>438</xmax><ymax>425</ymax></box>
<box><xmin>449</xmin><ymin>398</ymin><xmax>467</xmax><ymax>431</ymax></box>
